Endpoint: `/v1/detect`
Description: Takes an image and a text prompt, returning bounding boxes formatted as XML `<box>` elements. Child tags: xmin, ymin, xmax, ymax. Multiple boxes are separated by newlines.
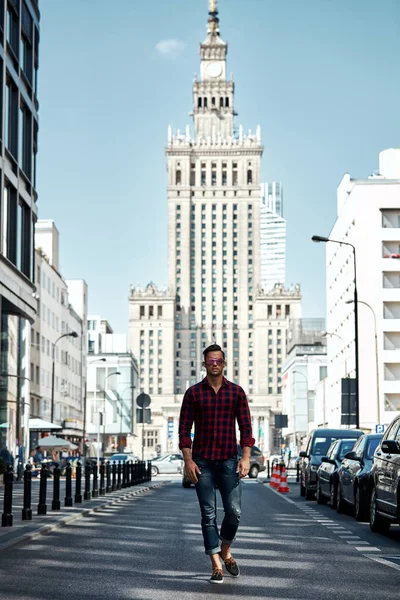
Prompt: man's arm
<box><xmin>179</xmin><ymin>390</ymin><xmax>201</xmax><ymax>484</ymax></box>
<box><xmin>236</xmin><ymin>388</ymin><xmax>255</xmax><ymax>478</ymax></box>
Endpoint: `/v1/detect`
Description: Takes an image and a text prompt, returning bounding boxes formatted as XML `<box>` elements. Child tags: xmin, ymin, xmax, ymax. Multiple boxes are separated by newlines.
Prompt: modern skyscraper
<box><xmin>129</xmin><ymin>1</ymin><xmax>301</xmax><ymax>455</ymax></box>
<box><xmin>260</xmin><ymin>182</ymin><xmax>286</xmax><ymax>291</ymax></box>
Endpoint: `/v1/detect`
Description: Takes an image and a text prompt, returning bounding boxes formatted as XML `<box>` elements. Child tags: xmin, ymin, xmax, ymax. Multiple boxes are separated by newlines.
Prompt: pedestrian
<box><xmin>179</xmin><ymin>343</ymin><xmax>255</xmax><ymax>584</ymax></box>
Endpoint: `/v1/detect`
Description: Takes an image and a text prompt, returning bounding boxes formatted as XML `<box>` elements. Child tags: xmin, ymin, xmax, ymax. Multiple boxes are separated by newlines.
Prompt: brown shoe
<box><xmin>221</xmin><ymin>555</ymin><xmax>240</xmax><ymax>577</ymax></box>
<box><xmin>209</xmin><ymin>567</ymin><xmax>224</xmax><ymax>584</ymax></box>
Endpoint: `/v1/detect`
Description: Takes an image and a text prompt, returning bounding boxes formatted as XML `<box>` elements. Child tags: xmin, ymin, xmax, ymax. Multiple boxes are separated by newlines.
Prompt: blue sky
<box><xmin>38</xmin><ymin>0</ymin><xmax>400</xmax><ymax>333</ymax></box>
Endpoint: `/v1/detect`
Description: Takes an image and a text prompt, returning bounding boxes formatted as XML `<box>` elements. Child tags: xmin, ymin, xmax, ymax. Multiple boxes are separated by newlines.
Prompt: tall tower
<box><xmin>166</xmin><ymin>0</ymin><xmax>263</xmax><ymax>395</ymax></box>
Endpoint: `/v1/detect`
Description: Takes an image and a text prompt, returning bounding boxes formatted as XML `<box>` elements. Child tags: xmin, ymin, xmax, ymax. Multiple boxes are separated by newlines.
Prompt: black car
<box><xmin>336</xmin><ymin>433</ymin><xmax>382</xmax><ymax>520</ymax></box>
<box><xmin>182</xmin><ymin>445</ymin><xmax>265</xmax><ymax>487</ymax></box>
<box><xmin>369</xmin><ymin>414</ymin><xmax>400</xmax><ymax>533</ymax></box>
<box><xmin>316</xmin><ymin>438</ymin><xmax>358</xmax><ymax>507</ymax></box>
<box><xmin>299</xmin><ymin>428</ymin><xmax>364</xmax><ymax>500</ymax></box>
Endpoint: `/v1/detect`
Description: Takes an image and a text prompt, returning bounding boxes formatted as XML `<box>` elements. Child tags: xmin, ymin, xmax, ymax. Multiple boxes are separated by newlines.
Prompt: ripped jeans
<box><xmin>194</xmin><ymin>456</ymin><xmax>242</xmax><ymax>556</ymax></box>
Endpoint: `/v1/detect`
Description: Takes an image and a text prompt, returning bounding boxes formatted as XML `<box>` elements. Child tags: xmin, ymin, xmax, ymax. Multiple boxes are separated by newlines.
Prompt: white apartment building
<box><xmin>325</xmin><ymin>148</ymin><xmax>400</xmax><ymax>432</ymax></box>
<box><xmin>129</xmin><ymin>2</ymin><xmax>301</xmax><ymax>455</ymax></box>
<box><xmin>86</xmin><ymin>315</ymin><xmax>139</xmax><ymax>456</ymax></box>
<box><xmin>260</xmin><ymin>182</ymin><xmax>286</xmax><ymax>291</ymax></box>
<box><xmin>30</xmin><ymin>220</ymin><xmax>88</xmax><ymax>450</ymax></box>
<box><xmin>281</xmin><ymin>319</ymin><xmax>327</xmax><ymax>451</ymax></box>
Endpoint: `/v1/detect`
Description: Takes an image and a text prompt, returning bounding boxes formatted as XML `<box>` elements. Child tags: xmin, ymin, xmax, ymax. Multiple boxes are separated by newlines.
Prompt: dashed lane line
<box><xmin>264</xmin><ymin>485</ymin><xmax>386</xmax><ymax>558</ymax></box>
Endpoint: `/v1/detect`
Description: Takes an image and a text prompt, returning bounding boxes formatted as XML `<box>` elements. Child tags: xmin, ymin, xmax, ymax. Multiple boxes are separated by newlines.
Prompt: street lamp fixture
<box><xmin>345</xmin><ymin>299</ymin><xmax>380</xmax><ymax>425</ymax></box>
<box><xmin>312</xmin><ymin>234</ymin><xmax>359</xmax><ymax>428</ymax></box>
<box><xmin>51</xmin><ymin>332</ymin><xmax>79</xmax><ymax>424</ymax></box>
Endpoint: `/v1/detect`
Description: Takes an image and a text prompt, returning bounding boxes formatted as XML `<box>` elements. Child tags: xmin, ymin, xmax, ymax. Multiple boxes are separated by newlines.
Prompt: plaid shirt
<box><xmin>179</xmin><ymin>377</ymin><xmax>255</xmax><ymax>460</ymax></box>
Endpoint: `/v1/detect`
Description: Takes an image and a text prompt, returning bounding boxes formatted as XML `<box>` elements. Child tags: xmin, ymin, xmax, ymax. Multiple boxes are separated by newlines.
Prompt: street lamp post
<box><xmin>346</xmin><ymin>299</ymin><xmax>380</xmax><ymax>426</ymax></box>
<box><xmin>119</xmin><ymin>385</ymin><xmax>135</xmax><ymax>452</ymax></box>
<box><xmin>51</xmin><ymin>332</ymin><xmax>79</xmax><ymax>424</ymax></box>
<box><xmin>83</xmin><ymin>358</ymin><xmax>106</xmax><ymax>458</ymax></box>
<box><xmin>312</xmin><ymin>235</ymin><xmax>360</xmax><ymax>428</ymax></box>
<box><xmin>101</xmin><ymin>371</ymin><xmax>121</xmax><ymax>454</ymax></box>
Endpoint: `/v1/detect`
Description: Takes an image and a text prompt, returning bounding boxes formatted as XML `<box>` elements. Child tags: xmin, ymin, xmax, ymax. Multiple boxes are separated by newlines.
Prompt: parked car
<box><xmin>182</xmin><ymin>445</ymin><xmax>266</xmax><ymax>488</ymax></box>
<box><xmin>299</xmin><ymin>428</ymin><xmax>364</xmax><ymax>500</ymax></box>
<box><xmin>151</xmin><ymin>454</ymin><xmax>183</xmax><ymax>476</ymax></box>
<box><xmin>108</xmin><ymin>453</ymin><xmax>138</xmax><ymax>463</ymax></box>
<box><xmin>336</xmin><ymin>433</ymin><xmax>382</xmax><ymax>520</ymax></box>
<box><xmin>369</xmin><ymin>414</ymin><xmax>400</xmax><ymax>533</ymax></box>
<box><xmin>316</xmin><ymin>438</ymin><xmax>359</xmax><ymax>507</ymax></box>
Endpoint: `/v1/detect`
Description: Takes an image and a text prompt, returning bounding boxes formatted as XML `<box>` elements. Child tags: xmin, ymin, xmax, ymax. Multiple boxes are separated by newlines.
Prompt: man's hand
<box><xmin>184</xmin><ymin>458</ymin><xmax>201</xmax><ymax>484</ymax></box>
<box><xmin>237</xmin><ymin>457</ymin><xmax>250</xmax><ymax>478</ymax></box>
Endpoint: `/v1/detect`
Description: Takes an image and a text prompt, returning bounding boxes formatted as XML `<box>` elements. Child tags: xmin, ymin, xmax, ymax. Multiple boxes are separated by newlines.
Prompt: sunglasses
<box><xmin>205</xmin><ymin>358</ymin><xmax>225</xmax><ymax>366</ymax></box>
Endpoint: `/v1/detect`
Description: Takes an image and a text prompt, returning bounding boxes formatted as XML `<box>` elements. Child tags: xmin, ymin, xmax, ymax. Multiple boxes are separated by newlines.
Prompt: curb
<box><xmin>0</xmin><ymin>481</ymin><xmax>168</xmax><ymax>552</ymax></box>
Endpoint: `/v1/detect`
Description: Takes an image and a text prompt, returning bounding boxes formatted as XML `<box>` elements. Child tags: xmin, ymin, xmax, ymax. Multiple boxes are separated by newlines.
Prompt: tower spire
<box><xmin>208</xmin><ymin>0</ymin><xmax>220</xmax><ymax>35</ymax></box>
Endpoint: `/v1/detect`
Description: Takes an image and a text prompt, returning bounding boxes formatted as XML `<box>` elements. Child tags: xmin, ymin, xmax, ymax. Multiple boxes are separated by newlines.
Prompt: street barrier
<box><xmin>52</xmin><ymin>462</ymin><xmax>61</xmax><ymax>510</ymax></box>
<box><xmin>84</xmin><ymin>463</ymin><xmax>91</xmax><ymax>501</ymax></box>
<box><xmin>22</xmin><ymin>463</ymin><xmax>32</xmax><ymax>520</ymax></box>
<box><xmin>2</xmin><ymin>465</ymin><xmax>14</xmax><ymax>526</ymax></box>
<box><xmin>65</xmin><ymin>462</ymin><xmax>73</xmax><ymax>507</ymax></box>
<box><xmin>99</xmin><ymin>461</ymin><xmax>105</xmax><ymax>496</ymax></box>
<box><xmin>75</xmin><ymin>461</ymin><xmax>83</xmax><ymax>503</ymax></box>
<box><xmin>92</xmin><ymin>462</ymin><xmax>99</xmax><ymax>498</ymax></box>
<box><xmin>37</xmin><ymin>464</ymin><xmax>48</xmax><ymax>515</ymax></box>
<box><xmin>1</xmin><ymin>460</ymin><xmax>152</xmax><ymax>527</ymax></box>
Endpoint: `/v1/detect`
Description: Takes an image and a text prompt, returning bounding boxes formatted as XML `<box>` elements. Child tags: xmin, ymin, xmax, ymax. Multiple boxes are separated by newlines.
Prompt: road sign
<box><xmin>375</xmin><ymin>424</ymin><xmax>385</xmax><ymax>434</ymax></box>
<box><xmin>136</xmin><ymin>393</ymin><xmax>151</xmax><ymax>408</ymax></box>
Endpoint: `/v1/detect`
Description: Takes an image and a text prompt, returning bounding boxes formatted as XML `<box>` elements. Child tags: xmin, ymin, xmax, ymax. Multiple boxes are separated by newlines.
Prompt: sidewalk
<box><xmin>0</xmin><ymin>478</ymin><xmax>167</xmax><ymax>551</ymax></box>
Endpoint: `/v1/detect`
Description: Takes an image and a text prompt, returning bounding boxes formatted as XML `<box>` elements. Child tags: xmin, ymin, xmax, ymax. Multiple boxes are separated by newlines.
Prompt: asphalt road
<box><xmin>0</xmin><ymin>477</ymin><xmax>399</xmax><ymax>600</ymax></box>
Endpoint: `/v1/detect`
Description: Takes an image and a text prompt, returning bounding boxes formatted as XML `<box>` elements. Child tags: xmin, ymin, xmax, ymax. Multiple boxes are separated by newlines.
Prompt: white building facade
<box><xmin>30</xmin><ymin>220</ymin><xmax>88</xmax><ymax>450</ymax></box>
<box><xmin>86</xmin><ymin>315</ymin><xmax>139</xmax><ymax>456</ymax></box>
<box><xmin>325</xmin><ymin>148</ymin><xmax>400</xmax><ymax>432</ymax></box>
<box><xmin>260</xmin><ymin>182</ymin><xmax>286</xmax><ymax>291</ymax></box>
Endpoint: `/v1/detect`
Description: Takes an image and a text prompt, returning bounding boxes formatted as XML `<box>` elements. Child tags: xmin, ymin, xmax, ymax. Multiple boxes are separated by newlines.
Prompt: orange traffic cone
<box><xmin>278</xmin><ymin>465</ymin><xmax>290</xmax><ymax>493</ymax></box>
<box><xmin>269</xmin><ymin>464</ymin><xmax>277</xmax><ymax>487</ymax></box>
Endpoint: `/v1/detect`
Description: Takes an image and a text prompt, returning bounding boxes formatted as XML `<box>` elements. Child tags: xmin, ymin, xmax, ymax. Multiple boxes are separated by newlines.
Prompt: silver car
<box><xmin>151</xmin><ymin>454</ymin><xmax>183</xmax><ymax>476</ymax></box>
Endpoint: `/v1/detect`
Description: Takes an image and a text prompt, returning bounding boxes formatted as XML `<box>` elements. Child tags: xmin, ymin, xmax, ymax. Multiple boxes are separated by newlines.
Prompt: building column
<box><xmin>162</xmin><ymin>416</ymin><xmax>168</xmax><ymax>453</ymax></box>
<box><xmin>252</xmin><ymin>416</ymin><xmax>259</xmax><ymax>445</ymax></box>
<box><xmin>173</xmin><ymin>417</ymin><xmax>179</xmax><ymax>452</ymax></box>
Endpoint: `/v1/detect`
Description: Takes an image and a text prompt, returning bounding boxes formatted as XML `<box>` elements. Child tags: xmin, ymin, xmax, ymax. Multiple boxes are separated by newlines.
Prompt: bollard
<box><xmin>117</xmin><ymin>461</ymin><xmax>122</xmax><ymax>490</ymax></box>
<box><xmin>112</xmin><ymin>461</ymin><xmax>117</xmax><ymax>492</ymax></box>
<box><xmin>37</xmin><ymin>463</ymin><xmax>48</xmax><ymax>515</ymax></box>
<box><xmin>134</xmin><ymin>461</ymin><xmax>138</xmax><ymax>486</ymax></box>
<box><xmin>127</xmin><ymin>461</ymin><xmax>132</xmax><ymax>487</ymax></box>
<box><xmin>106</xmin><ymin>461</ymin><xmax>111</xmax><ymax>493</ymax></box>
<box><xmin>296</xmin><ymin>461</ymin><xmax>300</xmax><ymax>483</ymax></box>
<box><xmin>75</xmin><ymin>461</ymin><xmax>82</xmax><ymax>503</ymax></box>
<box><xmin>122</xmin><ymin>461</ymin><xmax>127</xmax><ymax>488</ymax></box>
<box><xmin>65</xmin><ymin>462</ymin><xmax>73</xmax><ymax>507</ymax></box>
<box><xmin>92</xmin><ymin>462</ymin><xmax>99</xmax><ymax>498</ymax></box>
<box><xmin>84</xmin><ymin>461</ymin><xmax>91</xmax><ymax>500</ymax></box>
<box><xmin>267</xmin><ymin>460</ymin><xmax>270</xmax><ymax>479</ymax></box>
<box><xmin>52</xmin><ymin>462</ymin><xmax>61</xmax><ymax>510</ymax></box>
<box><xmin>147</xmin><ymin>461</ymin><xmax>151</xmax><ymax>482</ymax></box>
<box><xmin>22</xmin><ymin>463</ymin><xmax>32</xmax><ymax>520</ymax></box>
<box><xmin>99</xmin><ymin>461</ymin><xmax>105</xmax><ymax>496</ymax></box>
<box><xmin>130</xmin><ymin>461</ymin><xmax>135</xmax><ymax>486</ymax></box>
<box><xmin>2</xmin><ymin>465</ymin><xmax>14</xmax><ymax>526</ymax></box>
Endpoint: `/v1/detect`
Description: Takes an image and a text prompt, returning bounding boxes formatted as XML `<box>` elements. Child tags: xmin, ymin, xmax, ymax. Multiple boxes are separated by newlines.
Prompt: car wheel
<box><xmin>151</xmin><ymin>466</ymin><xmax>158</xmax><ymax>477</ymax></box>
<box><xmin>305</xmin><ymin>481</ymin><xmax>315</xmax><ymax>500</ymax></box>
<box><xmin>300</xmin><ymin>480</ymin><xmax>305</xmax><ymax>497</ymax></box>
<box><xmin>336</xmin><ymin>482</ymin><xmax>345</xmax><ymax>513</ymax></box>
<box><xmin>316</xmin><ymin>479</ymin><xmax>328</xmax><ymax>505</ymax></box>
<box><xmin>370</xmin><ymin>488</ymin><xmax>391</xmax><ymax>533</ymax></box>
<box><xmin>354</xmin><ymin>485</ymin><xmax>368</xmax><ymax>522</ymax></box>
<box><xmin>249</xmin><ymin>464</ymin><xmax>259</xmax><ymax>479</ymax></box>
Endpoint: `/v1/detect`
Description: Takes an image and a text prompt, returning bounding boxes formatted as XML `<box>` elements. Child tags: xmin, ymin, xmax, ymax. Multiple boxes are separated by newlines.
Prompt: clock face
<box><xmin>206</xmin><ymin>62</ymin><xmax>222</xmax><ymax>78</ymax></box>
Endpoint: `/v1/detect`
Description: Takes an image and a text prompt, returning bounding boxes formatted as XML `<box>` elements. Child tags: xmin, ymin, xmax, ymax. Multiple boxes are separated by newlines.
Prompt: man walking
<box><xmin>179</xmin><ymin>343</ymin><xmax>255</xmax><ymax>584</ymax></box>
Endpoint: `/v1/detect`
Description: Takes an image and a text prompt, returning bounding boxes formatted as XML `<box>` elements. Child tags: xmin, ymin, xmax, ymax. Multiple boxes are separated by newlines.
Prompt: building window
<box><xmin>176</xmin><ymin>170</ymin><xmax>181</xmax><ymax>185</ymax></box>
<box><xmin>232</xmin><ymin>163</ymin><xmax>238</xmax><ymax>186</ymax></box>
<box><xmin>140</xmin><ymin>305</ymin><xmax>145</xmax><ymax>317</ymax></box>
<box><xmin>247</xmin><ymin>170</ymin><xmax>253</xmax><ymax>184</ymax></box>
<box><xmin>158</xmin><ymin>306</ymin><xmax>162</xmax><ymax>318</ymax></box>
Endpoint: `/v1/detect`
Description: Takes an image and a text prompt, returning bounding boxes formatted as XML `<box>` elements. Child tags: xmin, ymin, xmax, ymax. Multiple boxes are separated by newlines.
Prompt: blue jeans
<box><xmin>194</xmin><ymin>456</ymin><xmax>242</xmax><ymax>556</ymax></box>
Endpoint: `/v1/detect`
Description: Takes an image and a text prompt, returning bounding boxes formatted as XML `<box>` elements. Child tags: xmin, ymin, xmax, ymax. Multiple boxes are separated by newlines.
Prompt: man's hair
<box><xmin>203</xmin><ymin>344</ymin><xmax>225</xmax><ymax>361</ymax></box>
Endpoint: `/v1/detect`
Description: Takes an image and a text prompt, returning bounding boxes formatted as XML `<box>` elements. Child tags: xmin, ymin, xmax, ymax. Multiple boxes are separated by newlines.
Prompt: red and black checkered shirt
<box><xmin>179</xmin><ymin>377</ymin><xmax>255</xmax><ymax>460</ymax></box>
